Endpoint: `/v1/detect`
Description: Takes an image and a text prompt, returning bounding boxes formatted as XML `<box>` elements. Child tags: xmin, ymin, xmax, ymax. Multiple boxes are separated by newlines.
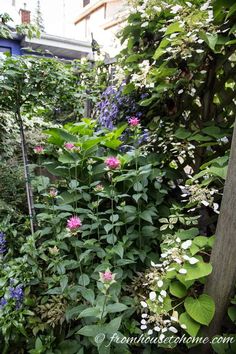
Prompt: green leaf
<box><xmin>60</xmin><ymin>275</ymin><xmax>68</xmax><ymax>292</ymax></box>
<box><xmin>179</xmin><ymin>312</ymin><xmax>200</xmax><ymax>337</ymax></box>
<box><xmin>226</xmin><ymin>2</ymin><xmax>236</xmax><ymax>19</ymax></box>
<box><xmin>78</xmin><ymin>274</ymin><xmax>90</xmax><ymax>286</ymax></box>
<box><xmin>44</xmin><ymin>128</ymin><xmax>78</xmax><ymax>145</ymax></box>
<box><xmin>174</xmin><ymin>128</ymin><xmax>191</xmax><ymax>139</ymax></box>
<box><xmin>104</xmin><ymin>223</ymin><xmax>113</xmax><ymax>234</ymax></box>
<box><xmin>165</xmin><ymin>22</ymin><xmax>184</xmax><ymax>36</ymax></box>
<box><xmin>77</xmin><ymin>324</ymin><xmax>103</xmax><ymax>337</ymax></box>
<box><xmin>192</xmin><ymin>236</ymin><xmax>209</xmax><ymax>248</ymax></box>
<box><xmin>140</xmin><ymin>210</ymin><xmax>153</xmax><ymax>224</ymax></box>
<box><xmin>153</xmin><ymin>38</ymin><xmax>169</xmax><ymax>60</ymax></box>
<box><xmin>228</xmin><ymin>306</ymin><xmax>236</xmax><ymax>323</ymax></box>
<box><xmin>113</xmin><ymin>243</ymin><xmax>124</xmax><ymax>258</ymax></box>
<box><xmin>184</xmin><ymin>260</ymin><xmax>212</xmax><ymax>281</ymax></box>
<box><xmin>208</xmin><ymin>165</ymin><xmax>227</xmax><ymax>179</ymax></box>
<box><xmin>184</xmin><ymin>294</ymin><xmax>215</xmax><ymax>325</ymax></box>
<box><xmin>110</xmin><ymin>214</ymin><xmax>119</xmax><ymax>222</ymax></box>
<box><xmin>134</xmin><ymin>182</ymin><xmax>143</xmax><ymax>192</ymax></box>
<box><xmin>65</xmin><ymin>305</ymin><xmax>85</xmax><ymax>320</ymax></box>
<box><xmin>80</xmin><ymin>288</ymin><xmax>95</xmax><ymax>305</ymax></box>
<box><xmin>78</xmin><ymin>307</ymin><xmax>101</xmax><ymax>319</ymax></box>
<box><xmin>169</xmin><ymin>281</ymin><xmax>187</xmax><ymax>298</ymax></box>
<box><xmin>105</xmin><ymin>316</ymin><xmax>122</xmax><ymax>333</ymax></box>
<box><xmin>175</xmin><ymin>228</ymin><xmax>199</xmax><ymax>240</ymax></box>
<box><xmin>106</xmin><ymin>303</ymin><xmax>128</xmax><ymax>313</ymax></box>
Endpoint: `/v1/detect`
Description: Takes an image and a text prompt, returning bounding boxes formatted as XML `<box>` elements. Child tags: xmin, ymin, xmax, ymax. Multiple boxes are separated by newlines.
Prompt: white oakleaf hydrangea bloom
<box><xmin>149</xmin><ymin>291</ymin><xmax>157</xmax><ymax>301</ymax></box>
<box><xmin>179</xmin><ymin>268</ymin><xmax>187</xmax><ymax>274</ymax></box>
<box><xmin>154</xmin><ymin>326</ymin><xmax>161</xmax><ymax>332</ymax></box>
<box><xmin>160</xmin><ymin>290</ymin><xmax>167</xmax><ymax>297</ymax></box>
<box><xmin>189</xmin><ymin>257</ymin><xmax>199</xmax><ymax>264</ymax></box>
<box><xmin>181</xmin><ymin>240</ymin><xmax>192</xmax><ymax>249</ymax></box>
<box><xmin>169</xmin><ymin>326</ymin><xmax>178</xmax><ymax>333</ymax></box>
<box><xmin>170</xmin><ymin>5</ymin><xmax>182</xmax><ymax>14</ymax></box>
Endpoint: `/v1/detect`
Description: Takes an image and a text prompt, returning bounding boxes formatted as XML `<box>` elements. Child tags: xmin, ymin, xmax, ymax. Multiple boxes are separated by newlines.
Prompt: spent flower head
<box><xmin>49</xmin><ymin>245</ymin><xmax>59</xmax><ymax>255</ymax></box>
<box><xmin>94</xmin><ymin>184</ymin><xmax>104</xmax><ymax>192</ymax></box>
<box><xmin>49</xmin><ymin>187</ymin><xmax>58</xmax><ymax>198</ymax></box>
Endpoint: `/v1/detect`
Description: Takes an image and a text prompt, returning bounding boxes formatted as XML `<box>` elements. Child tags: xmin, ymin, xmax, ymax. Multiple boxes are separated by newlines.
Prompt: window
<box><xmin>83</xmin><ymin>0</ymin><xmax>90</xmax><ymax>7</ymax></box>
<box><xmin>0</xmin><ymin>47</ymin><xmax>11</xmax><ymax>58</ymax></box>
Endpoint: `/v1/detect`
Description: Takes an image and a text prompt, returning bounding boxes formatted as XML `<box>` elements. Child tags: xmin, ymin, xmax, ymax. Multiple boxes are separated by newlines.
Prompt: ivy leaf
<box><xmin>228</xmin><ymin>306</ymin><xmax>236</xmax><ymax>323</ymax></box>
<box><xmin>184</xmin><ymin>259</ymin><xmax>212</xmax><ymax>281</ymax></box>
<box><xmin>179</xmin><ymin>312</ymin><xmax>201</xmax><ymax>337</ymax></box>
<box><xmin>184</xmin><ymin>294</ymin><xmax>215</xmax><ymax>325</ymax></box>
<box><xmin>169</xmin><ymin>281</ymin><xmax>187</xmax><ymax>298</ymax></box>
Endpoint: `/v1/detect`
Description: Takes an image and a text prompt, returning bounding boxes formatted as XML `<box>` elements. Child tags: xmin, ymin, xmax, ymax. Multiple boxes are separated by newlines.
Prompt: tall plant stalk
<box><xmin>16</xmin><ymin>110</ymin><xmax>36</xmax><ymax>235</ymax></box>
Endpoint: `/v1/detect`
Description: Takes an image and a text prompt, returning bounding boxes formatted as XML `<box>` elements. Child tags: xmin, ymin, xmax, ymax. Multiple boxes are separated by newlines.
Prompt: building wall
<box><xmin>74</xmin><ymin>0</ymin><xmax>127</xmax><ymax>55</ymax></box>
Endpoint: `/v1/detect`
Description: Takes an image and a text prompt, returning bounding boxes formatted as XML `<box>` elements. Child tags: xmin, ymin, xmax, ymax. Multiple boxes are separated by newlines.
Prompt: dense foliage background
<box><xmin>1</xmin><ymin>0</ymin><xmax>236</xmax><ymax>353</ymax></box>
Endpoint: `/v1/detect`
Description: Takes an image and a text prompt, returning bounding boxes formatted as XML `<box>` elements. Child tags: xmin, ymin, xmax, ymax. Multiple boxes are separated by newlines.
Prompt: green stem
<box><xmin>97</xmin><ymin>196</ymin><xmax>100</xmax><ymax>241</ymax></box>
<box><xmin>75</xmin><ymin>247</ymin><xmax>85</xmax><ymax>287</ymax></box>
<box><xmin>101</xmin><ymin>292</ymin><xmax>108</xmax><ymax>320</ymax></box>
<box><xmin>111</xmin><ymin>177</ymin><xmax>115</xmax><ymax>246</ymax></box>
<box><xmin>3</xmin><ymin>341</ymin><xmax>9</xmax><ymax>354</ymax></box>
<box><xmin>135</xmin><ymin>148</ymin><xmax>142</xmax><ymax>249</ymax></box>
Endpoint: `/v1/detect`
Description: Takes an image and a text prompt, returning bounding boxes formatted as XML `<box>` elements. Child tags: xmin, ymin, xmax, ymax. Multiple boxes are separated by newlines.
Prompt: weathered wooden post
<box><xmin>201</xmin><ymin>120</ymin><xmax>236</xmax><ymax>352</ymax></box>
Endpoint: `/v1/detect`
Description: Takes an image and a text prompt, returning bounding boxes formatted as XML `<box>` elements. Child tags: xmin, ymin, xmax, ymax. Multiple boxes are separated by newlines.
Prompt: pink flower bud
<box><xmin>102</xmin><ymin>271</ymin><xmax>113</xmax><ymax>282</ymax></box>
<box><xmin>67</xmin><ymin>216</ymin><xmax>82</xmax><ymax>231</ymax></box>
<box><xmin>128</xmin><ymin>117</ymin><xmax>140</xmax><ymax>126</ymax></box>
<box><xmin>105</xmin><ymin>156</ymin><xmax>120</xmax><ymax>170</ymax></box>
<box><xmin>33</xmin><ymin>145</ymin><xmax>44</xmax><ymax>154</ymax></box>
<box><xmin>64</xmin><ymin>142</ymin><xmax>75</xmax><ymax>150</ymax></box>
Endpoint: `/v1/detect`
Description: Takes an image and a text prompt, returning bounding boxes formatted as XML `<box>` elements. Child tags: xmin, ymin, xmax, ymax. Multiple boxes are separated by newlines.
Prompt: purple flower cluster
<box><xmin>138</xmin><ymin>129</ymin><xmax>149</xmax><ymax>145</ymax></box>
<box><xmin>98</xmin><ymin>84</ymin><xmax>141</xmax><ymax>130</ymax></box>
<box><xmin>0</xmin><ymin>298</ymin><xmax>7</xmax><ymax>309</ymax></box>
<box><xmin>0</xmin><ymin>232</ymin><xmax>6</xmax><ymax>254</ymax></box>
<box><xmin>10</xmin><ymin>284</ymin><xmax>24</xmax><ymax>309</ymax></box>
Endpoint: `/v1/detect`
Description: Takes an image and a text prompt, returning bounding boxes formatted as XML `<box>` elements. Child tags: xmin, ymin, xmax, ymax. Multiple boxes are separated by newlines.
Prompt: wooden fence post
<box><xmin>201</xmin><ymin>120</ymin><xmax>236</xmax><ymax>352</ymax></box>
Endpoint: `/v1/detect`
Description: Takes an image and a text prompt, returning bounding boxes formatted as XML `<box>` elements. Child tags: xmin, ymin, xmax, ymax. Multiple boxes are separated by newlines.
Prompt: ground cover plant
<box><xmin>0</xmin><ymin>0</ymin><xmax>236</xmax><ymax>353</ymax></box>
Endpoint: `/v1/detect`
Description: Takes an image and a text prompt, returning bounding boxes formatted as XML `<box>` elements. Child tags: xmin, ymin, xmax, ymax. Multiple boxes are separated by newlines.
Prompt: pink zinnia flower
<box><xmin>128</xmin><ymin>117</ymin><xmax>140</xmax><ymax>126</ymax></box>
<box><xmin>34</xmin><ymin>145</ymin><xmax>44</xmax><ymax>154</ymax></box>
<box><xmin>67</xmin><ymin>216</ymin><xmax>82</xmax><ymax>231</ymax></box>
<box><xmin>64</xmin><ymin>142</ymin><xmax>75</xmax><ymax>150</ymax></box>
<box><xmin>102</xmin><ymin>271</ymin><xmax>113</xmax><ymax>282</ymax></box>
<box><xmin>105</xmin><ymin>156</ymin><xmax>120</xmax><ymax>170</ymax></box>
